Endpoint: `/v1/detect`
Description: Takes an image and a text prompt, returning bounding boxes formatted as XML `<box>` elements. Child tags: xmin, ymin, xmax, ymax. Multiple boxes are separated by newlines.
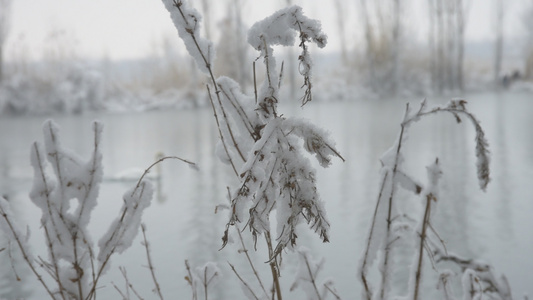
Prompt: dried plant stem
<box><xmin>302</xmin><ymin>253</ymin><xmax>323</xmax><ymax>300</ymax></box>
<box><xmin>379</xmin><ymin>112</ymin><xmax>408</xmax><ymax>300</ymax></box>
<box><xmin>265</xmin><ymin>232</ymin><xmax>282</xmax><ymax>300</ymax></box>
<box><xmin>73</xmin><ymin>235</ymin><xmax>84</xmax><ymax>299</ymax></box>
<box><xmin>0</xmin><ymin>206</ymin><xmax>57</xmax><ymax>300</ymax></box>
<box><xmin>324</xmin><ymin>283</ymin><xmax>342</xmax><ymax>300</ymax></box>
<box><xmin>86</xmin><ymin>182</ymin><xmax>150</xmax><ymax>300</ymax></box>
<box><xmin>207</xmin><ymin>85</ymin><xmax>239</xmax><ymax>176</ymax></box>
<box><xmin>112</xmin><ymin>282</ymin><xmax>128</xmax><ymax>299</ymax></box>
<box><xmin>235</xmin><ymin>223</ymin><xmax>269</xmax><ymax>298</ymax></box>
<box><xmin>360</xmin><ymin>170</ymin><xmax>389</xmax><ymax>300</ymax></box>
<box><xmin>228</xmin><ymin>262</ymin><xmax>260</xmax><ymax>300</ymax></box>
<box><xmin>173</xmin><ymin>0</ymin><xmax>247</xmax><ymax>163</ymax></box>
<box><xmin>218</xmin><ymin>84</ymin><xmax>255</xmax><ymax>136</ymax></box>
<box><xmin>141</xmin><ymin>224</ymin><xmax>164</xmax><ymax>300</ymax></box>
<box><xmin>202</xmin><ymin>266</ymin><xmax>216</xmax><ymax>300</ymax></box>
<box><xmin>43</xmin><ymin>219</ymin><xmax>67</xmax><ymax>300</ymax></box>
<box><xmin>134</xmin><ymin>156</ymin><xmax>197</xmax><ymax>196</ymax></box>
<box><xmin>185</xmin><ymin>260</ymin><xmax>198</xmax><ymax>300</ymax></box>
<box><xmin>119</xmin><ymin>266</ymin><xmax>145</xmax><ymax>300</ymax></box>
<box><xmin>413</xmin><ymin>193</ymin><xmax>435</xmax><ymax>300</ymax></box>
<box><xmin>253</xmin><ymin>61</ymin><xmax>258</xmax><ymax>104</ymax></box>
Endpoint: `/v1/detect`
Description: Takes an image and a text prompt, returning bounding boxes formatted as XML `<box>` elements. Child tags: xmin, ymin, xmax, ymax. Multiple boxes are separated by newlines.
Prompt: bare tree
<box><xmin>390</xmin><ymin>0</ymin><xmax>401</xmax><ymax>94</ymax></box>
<box><xmin>523</xmin><ymin>1</ymin><xmax>533</xmax><ymax>79</ymax></box>
<box><xmin>356</xmin><ymin>0</ymin><xmax>403</xmax><ymax>95</ymax></box>
<box><xmin>334</xmin><ymin>0</ymin><xmax>349</xmax><ymax>64</ymax></box>
<box><xmin>494</xmin><ymin>0</ymin><xmax>505</xmax><ymax>86</ymax></box>
<box><xmin>428</xmin><ymin>0</ymin><xmax>437</xmax><ymax>90</ymax></box>
<box><xmin>0</xmin><ymin>0</ymin><xmax>13</xmax><ymax>83</ymax></box>
<box><xmin>455</xmin><ymin>0</ymin><xmax>471</xmax><ymax>91</ymax></box>
<box><xmin>428</xmin><ymin>0</ymin><xmax>470</xmax><ymax>92</ymax></box>
<box><xmin>214</xmin><ymin>0</ymin><xmax>249</xmax><ymax>88</ymax></box>
<box><xmin>445</xmin><ymin>0</ymin><xmax>455</xmax><ymax>89</ymax></box>
<box><xmin>359</xmin><ymin>0</ymin><xmax>377</xmax><ymax>90</ymax></box>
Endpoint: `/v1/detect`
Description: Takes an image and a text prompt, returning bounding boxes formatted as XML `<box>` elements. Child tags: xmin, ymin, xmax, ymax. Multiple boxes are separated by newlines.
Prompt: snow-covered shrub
<box><xmin>0</xmin><ymin>64</ymin><xmax>106</xmax><ymax>115</ymax></box>
<box><xmin>0</xmin><ymin>120</ymin><xmax>196</xmax><ymax>299</ymax></box>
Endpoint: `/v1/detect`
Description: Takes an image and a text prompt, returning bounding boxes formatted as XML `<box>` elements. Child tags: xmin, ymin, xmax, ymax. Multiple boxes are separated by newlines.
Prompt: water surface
<box><xmin>0</xmin><ymin>91</ymin><xmax>531</xmax><ymax>299</ymax></box>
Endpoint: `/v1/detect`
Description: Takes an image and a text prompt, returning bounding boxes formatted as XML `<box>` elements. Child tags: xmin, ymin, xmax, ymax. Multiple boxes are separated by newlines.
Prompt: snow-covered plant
<box><xmin>0</xmin><ymin>120</ymin><xmax>195</xmax><ymax>299</ymax></box>
<box><xmin>434</xmin><ymin>250</ymin><xmax>513</xmax><ymax>300</ymax></box>
<box><xmin>359</xmin><ymin>99</ymin><xmax>492</xmax><ymax>300</ymax></box>
<box><xmin>184</xmin><ymin>260</ymin><xmax>221</xmax><ymax>300</ymax></box>
<box><xmin>161</xmin><ymin>1</ymin><xmax>343</xmax><ymax>298</ymax></box>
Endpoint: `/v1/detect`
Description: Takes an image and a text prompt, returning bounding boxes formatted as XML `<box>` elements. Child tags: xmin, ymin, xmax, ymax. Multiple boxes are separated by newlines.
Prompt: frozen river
<box><xmin>0</xmin><ymin>91</ymin><xmax>532</xmax><ymax>299</ymax></box>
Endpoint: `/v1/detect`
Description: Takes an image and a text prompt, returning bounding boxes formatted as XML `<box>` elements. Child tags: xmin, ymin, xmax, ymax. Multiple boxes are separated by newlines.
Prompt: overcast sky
<box><xmin>4</xmin><ymin>0</ymin><xmax>530</xmax><ymax>62</ymax></box>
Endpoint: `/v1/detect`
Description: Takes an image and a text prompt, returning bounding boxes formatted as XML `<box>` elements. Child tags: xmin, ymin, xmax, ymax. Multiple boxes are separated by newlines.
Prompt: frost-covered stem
<box><xmin>302</xmin><ymin>253</ymin><xmax>323</xmax><ymax>300</ymax></box>
<box><xmin>118</xmin><ymin>267</ymin><xmax>144</xmax><ymax>300</ymax></box>
<box><xmin>133</xmin><ymin>155</ymin><xmax>197</xmax><ymax>195</ymax></box>
<box><xmin>197</xmin><ymin>264</ymin><xmax>218</xmax><ymax>300</ymax></box>
<box><xmin>33</xmin><ymin>143</ymin><xmax>63</xmax><ymax>245</ymax></box>
<box><xmin>203</xmin><ymin>267</ymin><xmax>208</xmax><ymax>300</ymax></box>
<box><xmin>87</xmin><ymin>245</ymin><xmax>97</xmax><ymax>300</ymax></box>
<box><xmin>76</xmin><ymin>122</ymin><xmax>102</xmax><ymax>224</ymax></box>
<box><xmin>141</xmin><ymin>224</ymin><xmax>164</xmax><ymax>300</ymax></box>
<box><xmin>400</xmin><ymin>100</ymin><xmax>490</xmax><ymax>191</ymax></box>
<box><xmin>228</xmin><ymin>262</ymin><xmax>260</xmax><ymax>300</ymax></box>
<box><xmin>325</xmin><ymin>282</ymin><xmax>342</xmax><ymax>300</ymax></box>
<box><xmin>206</xmin><ymin>86</ymin><xmax>238</xmax><ymax>176</ymax></box>
<box><xmin>46</xmin><ymin>123</ymin><xmax>66</xmax><ymax>212</ymax></box>
<box><xmin>213</xmin><ymin>88</ymin><xmax>247</xmax><ymax>162</ymax></box>
<box><xmin>235</xmin><ymin>223</ymin><xmax>269</xmax><ymax>298</ymax></box>
<box><xmin>87</xmin><ymin>202</ymin><xmax>136</xmax><ymax>299</ymax></box>
<box><xmin>262</xmin><ymin>39</ymin><xmax>275</xmax><ymax>95</ymax></box>
<box><xmin>112</xmin><ymin>282</ymin><xmax>128</xmax><ymax>299</ymax></box>
<box><xmin>44</xmin><ymin>226</ymin><xmax>68</xmax><ymax>300</ymax></box>
<box><xmin>293</xmin><ymin>18</ymin><xmax>312</xmax><ymax>105</ymax></box>
<box><xmin>0</xmin><ymin>206</ymin><xmax>57</xmax><ymax>299</ymax></box>
<box><xmin>33</xmin><ymin>142</ymin><xmax>68</xmax><ymax>300</ymax></box>
<box><xmin>185</xmin><ymin>260</ymin><xmax>198</xmax><ymax>300</ymax></box>
<box><xmin>72</xmin><ymin>235</ymin><xmax>84</xmax><ymax>299</ymax></box>
<box><xmin>87</xmin><ymin>253</ymin><xmax>114</xmax><ymax>298</ymax></box>
<box><xmin>171</xmin><ymin>0</ymin><xmax>247</xmax><ymax>163</ymax></box>
<box><xmin>360</xmin><ymin>170</ymin><xmax>390</xmax><ymax>300</ymax></box>
<box><xmin>265</xmin><ymin>232</ymin><xmax>282</xmax><ymax>300</ymax></box>
<box><xmin>218</xmin><ymin>83</ymin><xmax>255</xmax><ymax>138</ymax></box>
<box><xmin>413</xmin><ymin>193</ymin><xmax>435</xmax><ymax>300</ymax></box>
<box><xmin>253</xmin><ymin>61</ymin><xmax>258</xmax><ymax>104</ymax></box>
<box><xmin>6</xmin><ymin>241</ymin><xmax>20</xmax><ymax>281</ymax></box>
<box><xmin>379</xmin><ymin>114</ymin><xmax>408</xmax><ymax>300</ymax></box>
<box><xmin>172</xmin><ymin>0</ymin><xmax>216</xmax><ymax>86</ymax></box>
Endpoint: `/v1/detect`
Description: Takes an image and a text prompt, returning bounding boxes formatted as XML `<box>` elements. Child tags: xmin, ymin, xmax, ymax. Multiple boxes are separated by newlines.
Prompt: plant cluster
<box><xmin>0</xmin><ymin>1</ymin><xmax>518</xmax><ymax>300</ymax></box>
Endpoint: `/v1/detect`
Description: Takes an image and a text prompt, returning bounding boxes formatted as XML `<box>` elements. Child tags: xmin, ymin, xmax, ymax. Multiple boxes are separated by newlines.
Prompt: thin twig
<box><xmin>234</xmin><ymin>223</ymin><xmax>270</xmax><ymax>298</ymax></box>
<box><xmin>141</xmin><ymin>224</ymin><xmax>164</xmax><ymax>300</ymax></box>
<box><xmin>207</xmin><ymin>85</ymin><xmax>239</xmax><ymax>176</ymax></box>
<box><xmin>185</xmin><ymin>260</ymin><xmax>198</xmax><ymax>300</ymax></box>
<box><xmin>228</xmin><ymin>262</ymin><xmax>261</xmax><ymax>300</ymax></box>
<box><xmin>119</xmin><ymin>266</ymin><xmax>145</xmax><ymax>300</ymax></box>
<box><xmin>360</xmin><ymin>170</ymin><xmax>390</xmax><ymax>300</ymax></box>
<box><xmin>302</xmin><ymin>253</ymin><xmax>323</xmax><ymax>300</ymax></box>
<box><xmin>265</xmin><ymin>232</ymin><xmax>282</xmax><ymax>300</ymax></box>
<box><xmin>413</xmin><ymin>193</ymin><xmax>434</xmax><ymax>300</ymax></box>
<box><xmin>0</xmin><ymin>206</ymin><xmax>57</xmax><ymax>300</ymax></box>
<box><xmin>133</xmin><ymin>156</ymin><xmax>197</xmax><ymax>197</ymax></box>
